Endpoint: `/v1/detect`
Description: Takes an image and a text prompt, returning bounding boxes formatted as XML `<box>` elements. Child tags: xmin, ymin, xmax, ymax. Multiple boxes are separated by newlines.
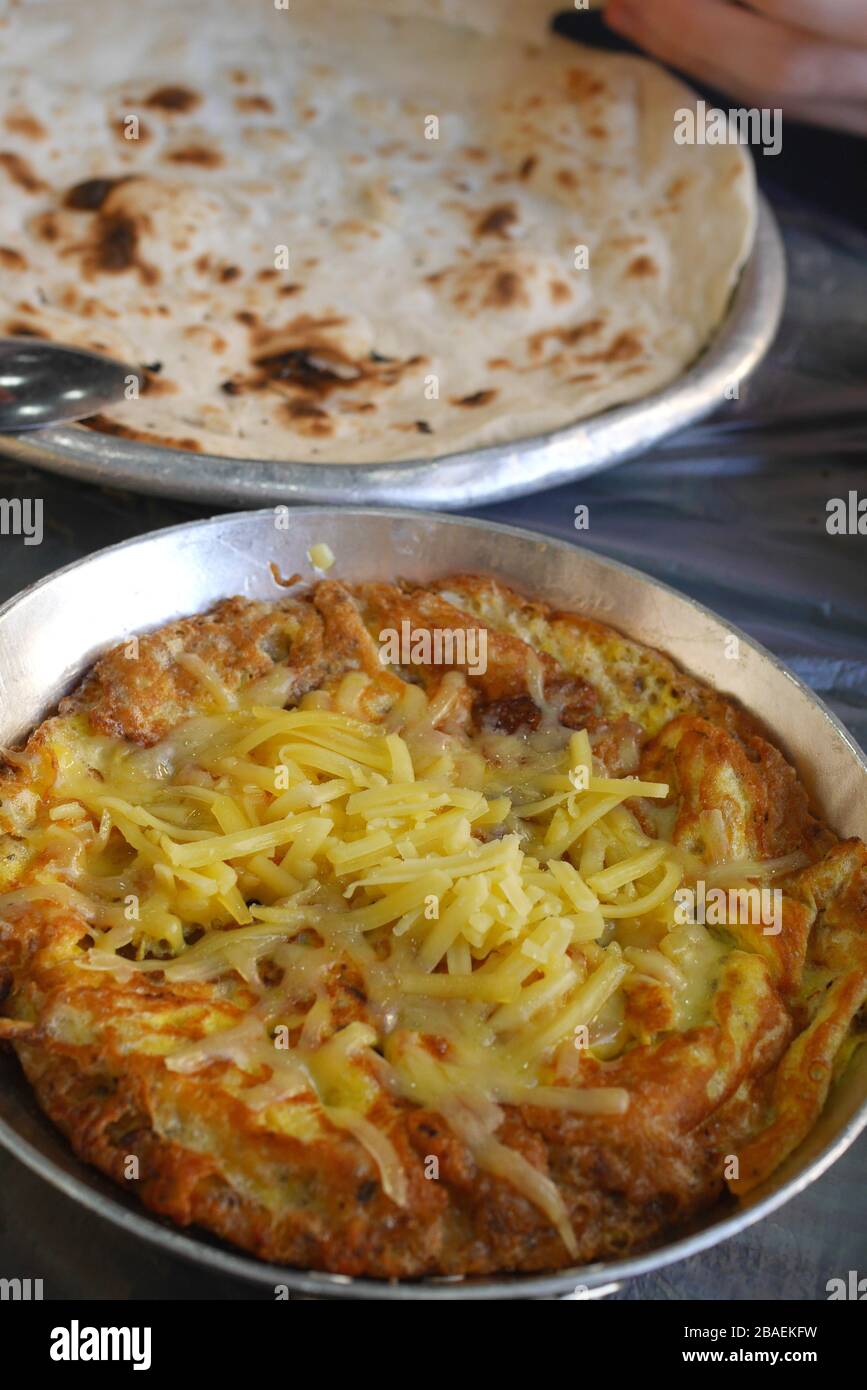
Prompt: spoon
<box><xmin>0</xmin><ymin>338</ymin><xmax>135</xmax><ymax>431</ymax></box>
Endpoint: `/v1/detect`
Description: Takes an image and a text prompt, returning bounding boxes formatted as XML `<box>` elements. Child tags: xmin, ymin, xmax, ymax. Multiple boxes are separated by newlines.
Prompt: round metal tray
<box><xmin>0</xmin><ymin>507</ymin><xmax>863</xmax><ymax>1300</ymax></box>
<box><xmin>0</xmin><ymin>200</ymin><xmax>785</xmax><ymax>511</ymax></box>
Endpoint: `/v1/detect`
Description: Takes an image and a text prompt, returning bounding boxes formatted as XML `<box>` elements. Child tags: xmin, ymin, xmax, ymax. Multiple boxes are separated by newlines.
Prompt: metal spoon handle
<box><xmin>0</xmin><ymin>338</ymin><xmax>133</xmax><ymax>432</ymax></box>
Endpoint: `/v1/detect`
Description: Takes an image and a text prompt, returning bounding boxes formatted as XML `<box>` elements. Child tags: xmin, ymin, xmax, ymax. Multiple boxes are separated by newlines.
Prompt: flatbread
<box><xmin>343</xmin><ymin>0</ymin><xmax>563</xmax><ymax>43</ymax></box>
<box><xmin>0</xmin><ymin>0</ymin><xmax>756</xmax><ymax>463</ymax></box>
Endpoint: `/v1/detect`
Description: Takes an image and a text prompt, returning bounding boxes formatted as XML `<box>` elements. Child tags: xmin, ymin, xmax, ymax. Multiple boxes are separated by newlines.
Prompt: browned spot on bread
<box><xmin>77</xmin><ymin>296</ymin><xmax>117</xmax><ymax>319</ymax></box>
<box><xmin>86</xmin><ymin>213</ymin><xmax>159</xmax><ymax>285</ymax></box>
<box><xmin>482</xmin><ymin>270</ymin><xmax>526</xmax><ymax>309</ymax></box>
<box><xmin>628</xmin><ymin>255</ymin><xmax>657</xmax><ymax>278</ymax></box>
<box><xmin>4</xmin><ymin>110</ymin><xmax>46</xmax><ymax>140</ymax></box>
<box><xmin>278</xmin><ymin>282</ymin><xmax>303</xmax><ymax>296</ymax></box>
<box><xmin>549</xmin><ymin>280</ymin><xmax>572</xmax><ymax>304</ymax></box>
<box><xmin>0</xmin><ymin>247</ymin><xmax>27</xmax><ymax>271</ymax></box>
<box><xmin>165</xmin><ymin>144</ymin><xmax>224</xmax><ymax>169</ymax></box>
<box><xmin>566</xmin><ymin>68</ymin><xmax>605</xmax><ymax>101</ymax></box>
<box><xmin>32</xmin><ymin>212</ymin><xmax>59</xmax><ymax>242</ymax></box>
<box><xmin>475</xmin><ymin>203</ymin><xmax>518</xmax><ymax>239</ymax></box>
<box><xmin>63</xmin><ymin>177</ymin><xmax>133</xmax><ymax>211</ymax></box>
<box><xmin>140</xmin><ymin>371</ymin><xmax>178</xmax><ymax>397</ymax></box>
<box><xmin>518</xmin><ymin>154</ymin><xmax>537</xmax><ymax>180</ymax></box>
<box><xmin>4</xmin><ymin>320</ymin><xmax>47</xmax><ymax>338</ymax></box>
<box><xmin>556</xmin><ymin>169</ymin><xmax>578</xmax><ymax>190</ymax></box>
<box><xmin>235</xmin><ymin>317</ymin><xmax>423</xmax><ymax>407</ymax></box>
<box><xmin>266</xmin><ymin>346</ymin><xmax>356</xmax><ymax>393</ymax></box>
<box><xmin>285</xmin><ymin>399</ymin><xmax>334</xmax><ymax>437</ymax></box>
<box><xmin>234</xmin><ymin>95</ymin><xmax>274</xmax><ymax>114</ymax></box>
<box><xmin>452</xmin><ymin>389</ymin><xmax>497</xmax><ymax>408</ymax></box>
<box><xmin>57</xmin><ymin>287</ymin><xmax>81</xmax><ymax>312</ymax></box>
<box><xmin>579</xmin><ymin>331</ymin><xmax>644</xmax><ymax>365</ymax></box>
<box><xmin>181</xmin><ymin>326</ymin><xmax>227</xmax><ymax>355</ymax></box>
<box><xmin>219</xmin><ymin>265</ymin><xmax>240</xmax><ymax>282</ymax></box>
<box><xmin>145</xmin><ymin>86</ymin><xmax>201</xmax><ymax>113</ymax></box>
<box><xmin>0</xmin><ymin>150</ymin><xmax>45</xmax><ymax>193</ymax></box>
<box><xmin>83</xmin><ymin>414</ymin><xmax>201</xmax><ymax>452</ymax></box>
<box><xmin>255</xmin><ymin>344</ymin><xmax>362</xmax><ymax>398</ymax></box>
<box><xmin>588</xmin><ymin>124</ymin><xmax>608</xmax><ymax>140</ymax></box>
<box><xmin>528</xmin><ymin>317</ymin><xmax>605</xmax><ymax>357</ymax></box>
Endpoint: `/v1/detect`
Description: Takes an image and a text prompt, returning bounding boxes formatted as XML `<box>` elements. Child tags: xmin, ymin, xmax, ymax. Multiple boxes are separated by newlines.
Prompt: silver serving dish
<box><xmin>1</xmin><ymin>507</ymin><xmax>862</xmax><ymax>1300</ymax></box>
<box><xmin>0</xmin><ymin>201</ymin><xmax>785</xmax><ymax>511</ymax></box>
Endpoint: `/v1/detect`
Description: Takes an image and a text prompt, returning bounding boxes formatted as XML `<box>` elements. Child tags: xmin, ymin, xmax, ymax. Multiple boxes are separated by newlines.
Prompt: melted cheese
<box><xmin>3</xmin><ymin>674</ymin><xmax>745</xmax><ymax>1249</ymax></box>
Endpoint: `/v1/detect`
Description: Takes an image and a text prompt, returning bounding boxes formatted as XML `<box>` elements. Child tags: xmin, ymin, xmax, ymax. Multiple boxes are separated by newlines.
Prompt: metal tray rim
<box><xmin>0</xmin><ymin>504</ymin><xmax>862</xmax><ymax>1302</ymax></box>
<box><xmin>0</xmin><ymin>199</ymin><xmax>785</xmax><ymax>511</ymax></box>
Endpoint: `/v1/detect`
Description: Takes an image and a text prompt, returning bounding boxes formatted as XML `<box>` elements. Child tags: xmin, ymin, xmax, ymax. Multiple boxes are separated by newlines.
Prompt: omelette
<box><xmin>0</xmin><ymin>0</ymin><xmax>755</xmax><ymax>464</ymax></box>
<box><xmin>0</xmin><ymin>573</ymin><xmax>865</xmax><ymax>1278</ymax></box>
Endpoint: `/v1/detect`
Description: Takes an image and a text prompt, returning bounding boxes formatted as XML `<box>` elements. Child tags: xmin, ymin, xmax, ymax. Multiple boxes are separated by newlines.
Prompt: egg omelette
<box><xmin>0</xmin><ymin>572</ymin><xmax>865</xmax><ymax>1278</ymax></box>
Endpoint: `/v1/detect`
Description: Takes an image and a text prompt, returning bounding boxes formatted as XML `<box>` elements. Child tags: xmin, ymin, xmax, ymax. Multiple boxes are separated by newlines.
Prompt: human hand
<box><xmin>604</xmin><ymin>0</ymin><xmax>867</xmax><ymax>136</ymax></box>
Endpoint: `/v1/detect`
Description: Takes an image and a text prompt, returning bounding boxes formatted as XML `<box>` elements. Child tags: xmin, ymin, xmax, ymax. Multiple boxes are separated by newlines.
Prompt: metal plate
<box><xmin>2</xmin><ymin>506</ymin><xmax>862</xmax><ymax>1301</ymax></box>
<box><xmin>0</xmin><ymin>200</ymin><xmax>785</xmax><ymax>511</ymax></box>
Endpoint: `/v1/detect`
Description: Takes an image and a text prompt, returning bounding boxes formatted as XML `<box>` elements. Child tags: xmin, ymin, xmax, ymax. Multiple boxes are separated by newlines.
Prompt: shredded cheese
<box><xmin>5</xmin><ymin>667</ymin><xmax>756</xmax><ymax>1251</ymax></box>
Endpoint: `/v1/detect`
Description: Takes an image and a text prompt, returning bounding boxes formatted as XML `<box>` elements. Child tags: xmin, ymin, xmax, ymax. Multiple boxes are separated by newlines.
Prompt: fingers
<box><xmin>745</xmin><ymin>0</ymin><xmax>867</xmax><ymax>47</ymax></box>
<box><xmin>771</xmin><ymin>97</ymin><xmax>867</xmax><ymax>137</ymax></box>
<box><xmin>604</xmin><ymin>0</ymin><xmax>867</xmax><ymax>104</ymax></box>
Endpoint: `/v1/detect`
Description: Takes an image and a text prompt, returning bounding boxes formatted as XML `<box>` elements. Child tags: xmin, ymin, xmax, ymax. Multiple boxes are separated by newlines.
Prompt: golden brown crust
<box><xmin>61</xmin><ymin>596</ymin><xmax>317</xmax><ymax>745</ymax></box>
<box><xmin>10</xmin><ymin>946</ymin><xmax>790</xmax><ymax>1277</ymax></box>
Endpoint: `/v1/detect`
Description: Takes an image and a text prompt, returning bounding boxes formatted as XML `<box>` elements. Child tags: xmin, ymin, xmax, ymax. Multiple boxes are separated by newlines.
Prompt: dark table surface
<box><xmin>0</xmin><ymin>15</ymin><xmax>865</xmax><ymax>1301</ymax></box>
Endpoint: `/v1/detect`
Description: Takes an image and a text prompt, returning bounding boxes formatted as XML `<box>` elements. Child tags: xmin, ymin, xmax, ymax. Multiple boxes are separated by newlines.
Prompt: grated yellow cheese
<box><xmin>5</xmin><ymin>668</ymin><xmax>748</xmax><ymax>1250</ymax></box>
